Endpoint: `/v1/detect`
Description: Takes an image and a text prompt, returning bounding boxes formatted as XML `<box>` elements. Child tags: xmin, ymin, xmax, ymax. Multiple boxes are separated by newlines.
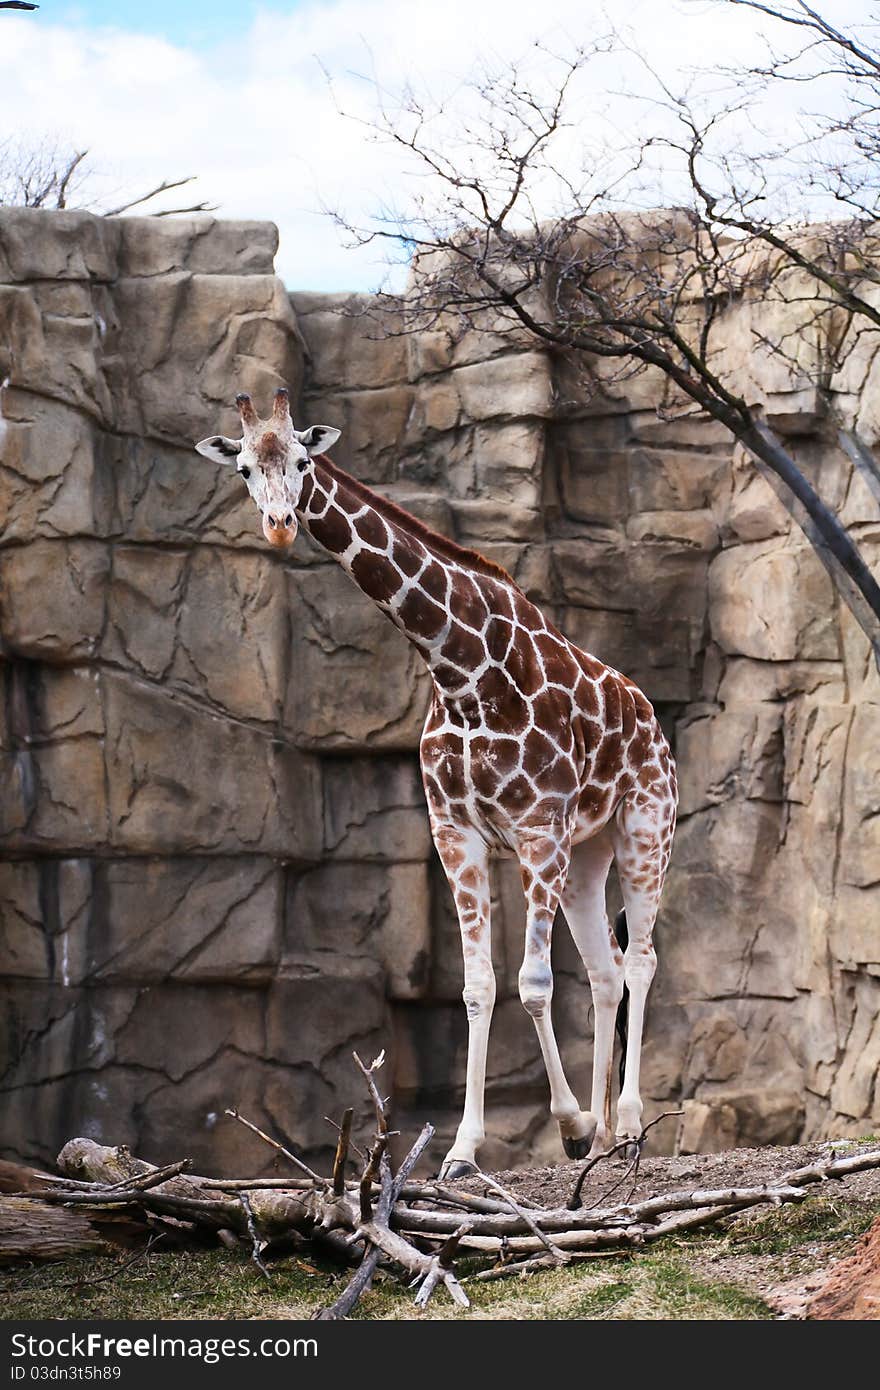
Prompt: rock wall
<box><xmin>1</xmin><ymin>208</ymin><xmax>878</xmax><ymax>1176</ymax></box>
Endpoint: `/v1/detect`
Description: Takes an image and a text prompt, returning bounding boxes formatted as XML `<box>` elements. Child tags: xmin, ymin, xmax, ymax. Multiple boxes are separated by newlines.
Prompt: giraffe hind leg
<box><xmin>560</xmin><ymin>831</ymin><xmax>624</xmax><ymax>1157</ymax></box>
<box><xmin>517</xmin><ymin>831</ymin><xmax>597</xmax><ymax>1160</ymax></box>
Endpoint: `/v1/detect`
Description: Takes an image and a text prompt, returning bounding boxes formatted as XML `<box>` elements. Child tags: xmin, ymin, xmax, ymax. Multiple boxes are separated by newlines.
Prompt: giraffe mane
<box><xmin>317</xmin><ymin>455</ymin><xmax>524</xmax><ymax>591</ymax></box>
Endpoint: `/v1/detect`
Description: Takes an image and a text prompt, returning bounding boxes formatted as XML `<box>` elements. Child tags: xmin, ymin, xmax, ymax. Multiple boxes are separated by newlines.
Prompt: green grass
<box><xmin>729</xmin><ymin>1197</ymin><xmax>880</xmax><ymax>1257</ymax></box>
<box><xmin>0</xmin><ymin>1244</ymin><xmax>772</xmax><ymax>1322</ymax></box>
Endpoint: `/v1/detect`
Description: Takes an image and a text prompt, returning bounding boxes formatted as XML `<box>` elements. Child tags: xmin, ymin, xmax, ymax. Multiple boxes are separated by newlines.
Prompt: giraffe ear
<box><xmin>297</xmin><ymin>425</ymin><xmax>341</xmax><ymax>456</ymax></box>
<box><xmin>195</xmin><ymin>435</ymin><xmax>243</xmax><ymax>466</ymax></box>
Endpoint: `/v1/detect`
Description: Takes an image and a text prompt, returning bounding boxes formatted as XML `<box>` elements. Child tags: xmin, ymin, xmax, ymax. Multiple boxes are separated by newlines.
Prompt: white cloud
<box><xmin>0</xmin><ymin>1</ymin><xmax>873</xmax><ymax>289</ymax></box>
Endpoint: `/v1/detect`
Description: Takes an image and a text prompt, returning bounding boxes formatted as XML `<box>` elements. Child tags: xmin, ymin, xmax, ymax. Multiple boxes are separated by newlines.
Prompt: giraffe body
<box><xmin>196</xmin><ymin>390</ymin><xmax>677</xmax><ymax>1173</ymax></box>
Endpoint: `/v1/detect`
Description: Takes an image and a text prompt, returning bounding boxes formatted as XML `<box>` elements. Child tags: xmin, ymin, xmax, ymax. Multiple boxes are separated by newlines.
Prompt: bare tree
<box><xmin>0</xmin><ymin>141</ymin><xmax>88</xmax><ymax>210</ymax></box>
<box><xmin>328</xmin><ymin>8</ymin><xmax>880</xmax><ymax>669</ymax></box>
<box><xmin>0</xmin><ymin>139</ymin><xmax>215</xmax><ymax>217</ymax></box>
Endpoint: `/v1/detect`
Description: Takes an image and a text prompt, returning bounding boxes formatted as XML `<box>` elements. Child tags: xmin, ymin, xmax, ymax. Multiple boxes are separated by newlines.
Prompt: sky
<box><xmin>1</xmin><ymin>1</ymin><xmax>877</xmax><ymax>290</ymax></box>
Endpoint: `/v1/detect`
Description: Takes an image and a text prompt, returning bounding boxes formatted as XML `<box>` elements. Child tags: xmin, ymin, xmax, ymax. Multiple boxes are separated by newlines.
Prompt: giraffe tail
<box><xmin>613</xmin><ymin>909</ymin><xmax>629</xmax><ymax>1090</ymax></box>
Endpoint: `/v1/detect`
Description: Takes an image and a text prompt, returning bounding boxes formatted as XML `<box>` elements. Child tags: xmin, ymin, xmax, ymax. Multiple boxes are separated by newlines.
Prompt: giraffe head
<box><xmin>194</xmin><ymin>388</ymin><xmax>341</xmax><ymax>549</ymax></box>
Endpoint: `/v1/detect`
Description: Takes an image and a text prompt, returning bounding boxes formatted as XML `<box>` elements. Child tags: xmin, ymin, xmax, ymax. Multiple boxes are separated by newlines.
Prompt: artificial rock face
<box><xmin>1</xmin><ymin>209</ymin><xmax>878</xmax><ymax>1175</ymax></box>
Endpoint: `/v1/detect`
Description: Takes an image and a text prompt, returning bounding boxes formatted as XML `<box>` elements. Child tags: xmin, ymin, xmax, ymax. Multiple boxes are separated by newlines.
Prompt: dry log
<box><xmin>0</xmin><ymin>1196</ymin><xmax>132</xmax><ymax>1263</ymax></box>
<box><xmin>56</xmin><ymin>1140</ymin><xmax>320</xmax><ymax>1240</ymax></box>
<box><xmin>0</xmin><ymin>1160</ymin><xmax>60</xmax><ymax>1194</ymax></box>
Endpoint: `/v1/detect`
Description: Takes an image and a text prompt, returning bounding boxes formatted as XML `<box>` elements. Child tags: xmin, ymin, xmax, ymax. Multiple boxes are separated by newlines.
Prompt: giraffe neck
<box><xmin>295</xmin><ymin>456</ymin><xmax>514</xmax><ymax>684</ymax></box>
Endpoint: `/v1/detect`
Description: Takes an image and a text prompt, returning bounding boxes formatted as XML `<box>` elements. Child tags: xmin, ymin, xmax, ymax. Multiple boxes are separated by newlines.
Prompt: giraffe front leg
<box><xmin>431</xmin><ymin>825</ymin><xmax>495</xmax><ymax>1181</ymax></box>
<box><xmin>440</xmin><ymin>946</ymin><xmax>496</xmax><ymax>1179</ymax></box>
<box><xmin>612</xmin><ymin>782</ymin><xmax>674</xmax><ymax>1152</ymax></box>
<box><xmin>518</xmin><ymin>833</ymin><xmax>596</xmax><ymax>1161</ymax></box>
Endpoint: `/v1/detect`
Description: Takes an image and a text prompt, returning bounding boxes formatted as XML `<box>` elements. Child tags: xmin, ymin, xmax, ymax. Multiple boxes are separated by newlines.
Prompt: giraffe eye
<box><xmin>297</xmin><ymin>459</ymin><xmax>308</xmax><ymax>472</ymax></box>
<box><xmin>238</xmin><ymin>466</ymin><xmax>250</xmax><ymax>480</ymax></box>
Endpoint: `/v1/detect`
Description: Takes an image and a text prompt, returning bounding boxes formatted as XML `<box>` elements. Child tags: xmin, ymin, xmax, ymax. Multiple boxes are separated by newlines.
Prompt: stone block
<box><xmin>451</xmin><ymin>499</ymin><xmax>543</xmax><ymax>543</ymax></box>
<box><xmin>108</xmin><ymin>272</ymin><xmax>303</xmax><ymax>443</ymax></box>
<box><xmin>709</xmin><ymin>540</ymin><xmax>839</xmax><ymax>661</ymax></box>
<box><xmin>103</xmin><ymin>546</ymin><xmax>187</xmax><ymax>682</ymax></box>
<box><xmin>0</xmin><ymin>671</ymin><xmax>108</xmax><ymax>850</ymax></box>
<box><xmin>469</xmin><ymin>420</ymin><xmax>545</xmax><ymax>506</ymax></box>
<box><xmin>284</xmin><ymin>859</ymin><xmax>431</xmax><ymax>1001</ymax></box>
<box><xmin>720</xmin><ymin>448</ymin><xmax>792</xmax><ymax>542</ymax></box>
<box><xmin>117</xmin><ymin>217</ymin><xmax>278</xmax><ymax>279</ymax></box>
<box><xmin>322</xmin><ymin>756</ymin><xmax>432</xmax><ymax>862</ymax></box>
<box><xmin>0</xmin><ymin>281</ymin><xmax>109</xmax><ymax>422</ymax></box>
<box><xmin>264</xmin><ymin>970</ymin><xmax>389</xmax><ymax>1073</ymax></box>
<box><xmin>842</xmin><ymin>700</ymin><xmax>880</xmax><ymax>873</ymax></box>
<box><xmin>627</xmin><ymin>509</ymin><xmax>718</xmax><ymax>551</ymax></box>
<box><xmin>556</xmin><ymin>440</ymin><xmax>630</xmax><ymax>527</ymax></box>
<box><xmin>0</xmin><ymin>859</ymin><xmax>90</xmax><ymax>983</ymax></box>
<box><xmin>102</xmin><ymin>673</ymin><xmax>322</xmax><ymax>858</ymax></box>
<box><xmin>830</xmin><ymin>886</ymin><xmax>880</xmax><ymax>971</ymax></box>
<box><xmin>0</xmin><ymin>390</ymin><xmax>98</xmax><ymax>542</ymax></box>
<box><xmin>407</xmin><ymin>376</ymin><xmax>462</xmax><ymax>435</ymax></box>
<box><xmin>98</xmin><ymin>434</ymin><xmax>261</xmax><ymax>550</ymax></box>
<box><xmin>676</xmin><ymin>705</ymin><xmax>783</xmax><ymax>816</ymax></box>
<box><xmin>0</xmin><ymin>209</ymin><xmax>119</xmax><ymax>284</ymax></box>
<box><xmin>285</xmin><ymin>566</ymin><xmax>431</xmax><ymax>751</ymax></box>
<box><xmin>627</xmin><ymin>447</ymin><xmax>727</xmax><ymax>513</ymax></box>
<box><xmin>829</xmin><ymin>975</ymin><xmax>880</xmax><ymax>1121</ymax></box>
<box><xmin>551</xmin><ymin>538</ymin><xmax>633</xmax><ymax>611</ymax></box>
<box><xmin>717</xmin><ymin>657</ymin><xmax>846</xmax><ymax>708</ymax></box>
<box><xmin>784</xmin><ymin>699</ymin><xmax>852</xmax><ymax>811</ymax></box>
<box><xmin>81</xmin><ymin>857</ymin><xmax>282</xmax><ymax>986</ymax></box>
<box><xmin>453</xmin><ymin>352</ymin><xmax>553</xmax><ymax>421</ymax></box>
<box><xmin>0</xmin><ymin>540</ymin><xmax>109</xmax><ymax>660</ymax></box>
<box><xmin>299</xmin><ymin>385</ymin><xmax>414</xmax><ymax>484</ymax></box>
<box><xmin>676</xmin><ymin>1099</ymin><xmax>740</xmax><ymax>1154</ymax></box>
<box><xmin>290</xmin><ymin>292</ymin><xmax>408</xmax><ymax>389</ymax></box>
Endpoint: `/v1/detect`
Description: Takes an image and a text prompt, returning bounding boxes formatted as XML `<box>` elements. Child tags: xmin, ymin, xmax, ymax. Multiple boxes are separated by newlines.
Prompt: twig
<box><xmin>102</xmin><ymin>177</ymin><xmax>202</xmax><ymax>217</ymax></box>
<box><xmin>315</xmin><ymin>1055</ymin><xmax>463</xmax><ymax>1316</ymax></box>
<box><xmin>391</xmin><ymin>1125</ymin><xmax>434</xmax><ymax>1197</ymax></box>
<box><xmin>472</xmin><ymin>1252</ymin><xmax>558</xmax><ymax>1281</ymax></box>
<box><xmin>224</xmin><ymin>1109</ymin><xmax>327</xmax><ymax>1187</ymax></box>
<box><xmin>332</xmin><ymin>1109</ymin><xmax>354</xmax><ymax>1196</ymax></box>
<box><xmin>104</xmin><ymin>1160</ymin><xmax>192</xmax><ymax>1193</ymax></box>
<box><xmin>473</xmin><ymin>1168</ymin><xmax>569</xmax><ymax>1264</ymax></box>
<box><xmin>413</xmin><ymin>1222</ymin><xmax>473</xmax><ymax>1308</ymax></box>
<box><xmin>325</xmin><ymin>1111</ymin><xmax>365</xmax><ymax>1163</ymax></box>
<box><xmin>427</xmin><ymin>1183</ymin><xmax>526</xmax><ymax>1214</ymax></box>
<box><xmin>199</xmin><ymin>1178</ymin><xmax>320</xmax><ymax>1191</ymax></box>
<box><xmin>239</xmin><ymin>1193</ymin><xmax>270</xmax><ymax>1281</ymax></box>
<box><xmin>352</xmin><ymin>1051</ymin><xmax>389</xmax><ymax>1138</ymax></box>
<box><xmin>568</xmin><ymin>1111</ymin><xmax>684</xmax><ymax>1211</ymax></box>
<box><xmin>40</xmin><ymin>1087</ymin><xmax>880</xmax><ymax>1297</ymax></box>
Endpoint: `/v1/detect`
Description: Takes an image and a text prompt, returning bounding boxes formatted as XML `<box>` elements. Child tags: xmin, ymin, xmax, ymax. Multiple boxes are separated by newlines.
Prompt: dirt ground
<box><xmin>479</xmin><ymin>1136</ymin><xmax>880</xmax><ymax>1315</ymax></box>
<box><xmin>483</xmin><ymin>1136</ymin><xmax>880</xmax><ymax>1208</ymax></box>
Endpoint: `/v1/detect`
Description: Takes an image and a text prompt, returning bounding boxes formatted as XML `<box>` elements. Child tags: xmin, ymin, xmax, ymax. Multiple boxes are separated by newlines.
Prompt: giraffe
<box><xmin>195</xmin><ymin>388</ymin><xmax>677</xmax><ymax>1178</ymax></box>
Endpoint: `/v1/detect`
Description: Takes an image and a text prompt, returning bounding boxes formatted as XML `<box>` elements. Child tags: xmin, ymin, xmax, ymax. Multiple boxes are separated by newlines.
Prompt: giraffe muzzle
<box><xmin>262</xmin><ymin>511</ymin><xmax>297</xmax><ymax>548</ymax></box>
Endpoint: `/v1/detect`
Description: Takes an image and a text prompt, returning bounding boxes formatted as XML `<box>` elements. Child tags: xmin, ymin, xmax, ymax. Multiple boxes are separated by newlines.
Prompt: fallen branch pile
<box><xmin>6</xmin><ymin>1052</ymin><xmax>880</xmax><ymax>1317</ymax></box>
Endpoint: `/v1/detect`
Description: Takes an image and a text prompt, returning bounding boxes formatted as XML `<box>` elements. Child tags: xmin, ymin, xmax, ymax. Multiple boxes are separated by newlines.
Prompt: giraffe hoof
<box><xmin>562</xmin><ymin>1134</ymin><xmax>593</xmax><ymax>1160</ymax></box>
<box><xmin>438</xmin><ymin>1159</ymin><xmax>477</xmax><ymax>1182</ymax></box>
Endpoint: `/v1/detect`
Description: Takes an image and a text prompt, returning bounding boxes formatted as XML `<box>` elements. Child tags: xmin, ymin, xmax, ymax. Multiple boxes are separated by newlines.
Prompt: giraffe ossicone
<box><xmin>195</xmin><ymin>389</ymin><xmax>678</xmax><ymax>1175</ymax></box>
